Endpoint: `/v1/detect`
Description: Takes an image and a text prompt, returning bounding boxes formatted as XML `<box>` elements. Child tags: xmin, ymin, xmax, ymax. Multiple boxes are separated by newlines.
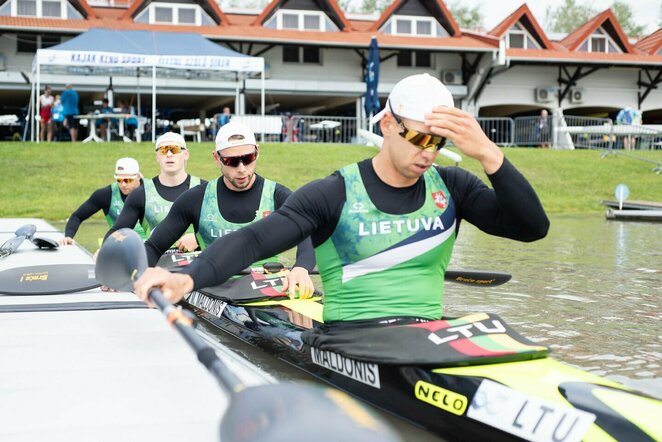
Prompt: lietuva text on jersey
<box><xmin>358</xmin><ymin>216</ymin><xmax>445</xmax><ymax>236</ymax></box>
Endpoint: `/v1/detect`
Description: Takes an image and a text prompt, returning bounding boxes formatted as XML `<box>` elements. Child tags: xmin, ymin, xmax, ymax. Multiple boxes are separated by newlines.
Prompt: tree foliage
<box><xmin>544</xmin><ymin>0</ymin><xmax>597</xmax><ymax>33</ymax></box>
<box><xmin>610</xmin><ymin>1</ymin><xmax>645</xmax><ymax>37</ymax></box>
<box><xmin>545</xmin><ymin>0</ymin><xmax>646</xmax><ymax>37</ymax></box>
<box><xmin>448</xmin><ymin>1</ymin><xmax>483</xmax><ymax>30</ymax></box>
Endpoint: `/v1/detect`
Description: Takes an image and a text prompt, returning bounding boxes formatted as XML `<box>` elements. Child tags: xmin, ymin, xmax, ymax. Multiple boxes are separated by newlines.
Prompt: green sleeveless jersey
<box><xmin>106</xmin><ymin>183</ymin><xmax>147</xmax><ymax>240</ymax></box>
<box><xmin>196</xmin><ymin>177</ymin><xmax>276</xmax><ymax>249</ymax></box>
<box><xmin>315</xmin><ymin>164</ymin><xmax>456</xmax><ymax>322</ymax></box>
<box><xmin>142</xmin><ymin>176</ymin><xmax>200</xmax><ymax>237</ymax></box>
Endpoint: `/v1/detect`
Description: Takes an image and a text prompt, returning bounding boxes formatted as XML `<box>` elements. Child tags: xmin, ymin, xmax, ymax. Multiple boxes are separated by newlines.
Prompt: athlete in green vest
<box><xmin>106</xmin><ymin>132</ymin><xmax>204</xmax><ymax>252</ymax></box>
<box><xmin>61</xmin><ymin>157</ymin><xmax>145</xmax><ymax>246</ymax></box>
<box><xmin>143</xmin><ymin>121</ymin><xmax>316</xmax><ymax>298</ymax></box>
<box><xmin>134</xmin><ymin>74</ymin><xmax>549</xmax><ymax>323</ymax></box>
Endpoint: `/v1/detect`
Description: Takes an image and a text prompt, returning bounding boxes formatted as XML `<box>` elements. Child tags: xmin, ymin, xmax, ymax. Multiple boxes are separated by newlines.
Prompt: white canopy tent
<box><xmin>31</xmin><ymin>28</ymin><xmax>265</xmax><ymax>142</ymax></box>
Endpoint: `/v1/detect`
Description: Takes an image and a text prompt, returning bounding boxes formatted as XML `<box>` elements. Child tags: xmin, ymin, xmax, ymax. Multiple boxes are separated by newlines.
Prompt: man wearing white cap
<box><xmin>106</xmin><ymin>132</ymin><xmax>204</xmax><ymax>252</ymax></box>
<box><xmin>60</xmin><ymin>157</ymin><xmax>145</xmax><ymax>245</ymax></box>
<box><xmin>134</xmin><ymin>74</ymin><xmax>549</xmax><ymax>324</ymax></box>
<box><xmin>142</xmin><ymin>121</ymin><xmax>316</xmax><ymax>298</ymax></box>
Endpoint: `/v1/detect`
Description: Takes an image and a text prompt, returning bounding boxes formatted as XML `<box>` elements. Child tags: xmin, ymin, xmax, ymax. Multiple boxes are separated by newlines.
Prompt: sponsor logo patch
<box><xmin>20</xmin><ymin>271</ymin><xmax>48</xmax><ymax>282</ymax></box>
<box><xmin>348</xmin><ymin>201</ymin><xmax>369</xmax><ymax>214</ymax></box>
<box><xmin>415</xmin><ymin>381</ymin><xmax>468</xmax><ymax>415</ymax></box>
<box><xmin>467</xmin><ymin>379</ymin><xmax>595</xmax><ymax>442</ymax></box>
<box><xmin>432</xmin><ymin>190</ymin><xmax>447</xmax><ymax>209</ymax></box>
<box><xmin>185</xmin><ymin>291</ymin><xmax>227</xmax><ymax>318</ymax></box>
<box><xmin>310</xmin><ymin>348</ymin><xmax>380</xmax><ymax>388</ymax></box>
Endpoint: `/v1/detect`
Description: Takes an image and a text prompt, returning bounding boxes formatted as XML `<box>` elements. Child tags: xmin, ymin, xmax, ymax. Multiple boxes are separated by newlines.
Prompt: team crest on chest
<box><xmin>432</xmin><ymin>191</ymin><xmax>447</xmax><ymax>209</ymax></box>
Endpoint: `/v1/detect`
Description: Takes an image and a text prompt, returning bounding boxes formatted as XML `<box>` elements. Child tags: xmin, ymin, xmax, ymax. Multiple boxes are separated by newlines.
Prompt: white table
<box><xmin>75</xmin><ymin>113</ymin><xmax>133</xmax><ymax>143</ymax></box>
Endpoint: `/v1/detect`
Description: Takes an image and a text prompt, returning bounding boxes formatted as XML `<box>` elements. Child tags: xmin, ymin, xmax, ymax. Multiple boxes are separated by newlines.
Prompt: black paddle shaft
<box><xmin>148</xmin><ymin>287</ymin><xmax>245</xmax><ymax>395</ymax></box>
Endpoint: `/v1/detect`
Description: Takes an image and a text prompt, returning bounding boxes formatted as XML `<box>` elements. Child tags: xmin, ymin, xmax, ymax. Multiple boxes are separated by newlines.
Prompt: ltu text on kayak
<box><xmin>311</xmin><ymin>348</ymin><xmax>381</xmax><ymax>388</ymax></box>
<box><xmin>358</xmin><ymin>216</ymin><xmax>445</xmax><ymax>236</ymax></box>
<box><xmin>427</xmin><ymin>320</ymin><xmax>506</xmax><ymax>345</ymax></box>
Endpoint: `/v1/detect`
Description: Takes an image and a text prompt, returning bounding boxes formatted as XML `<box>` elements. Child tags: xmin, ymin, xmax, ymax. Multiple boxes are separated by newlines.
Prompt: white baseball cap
<box><xmin>371</xmin><ymin>73</ymin><xmax>454</xmax><ymax>125</ymax></box>
<box><xmin>114</xmin><ymin>157</ymin><xmax>140</xmax><ymax>177</ymax></box>
<box><xmin>155</xmin><ymin>132</ymin><xmax>187</xmax><ymax>151</ymax></box>
<box><xmin>215</xmin><ymin>121</ymin><xmax>257</xmax><ymax>152</ymax></box>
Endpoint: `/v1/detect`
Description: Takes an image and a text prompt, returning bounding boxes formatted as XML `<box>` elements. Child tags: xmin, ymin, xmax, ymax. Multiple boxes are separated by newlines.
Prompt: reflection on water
<box><xmin>449</xmin><ymin>214</ymin><xmax>661</xmax><ymax>399</ymax></box>
<box><xmin>53</xmin><ymin>214</ymin><xmax>661</xmax><ymax>437</ymax></box>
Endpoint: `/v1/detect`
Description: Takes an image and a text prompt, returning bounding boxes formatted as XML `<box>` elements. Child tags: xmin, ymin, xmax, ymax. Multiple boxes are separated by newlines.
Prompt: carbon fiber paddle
<box><xmin>96</xmin><ymin>229</ymin><xmax>400</xmax><ymax>442</ymax></box>
<box><xmin>158</xmin><ymin>251</ymin><xmax>512</xmax><ymax>287</ymax></box>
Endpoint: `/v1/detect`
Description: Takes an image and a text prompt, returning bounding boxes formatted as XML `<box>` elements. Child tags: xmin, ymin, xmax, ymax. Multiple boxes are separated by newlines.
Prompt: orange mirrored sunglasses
<box><xmin>116</xmin><ymin>177</ymin><xmax>136</xmax><ymax>185</ymax></box>
<box><xmin>389</xmin><ymin>101</ymin><xmax>446</xmax><ymax>152</ymax></box>
<box><xmin>157</xmin><ymin>145</ymin><xmax>186</xmax><ymax>156</ymax></box>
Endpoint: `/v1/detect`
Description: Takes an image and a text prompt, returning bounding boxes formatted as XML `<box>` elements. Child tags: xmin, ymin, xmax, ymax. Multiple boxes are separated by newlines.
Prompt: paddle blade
<box><xmin>0</xmin><ymin>235</ymin><xmax>27</xmax><ymax>258</ymax></box>
<box><xmin>0</xmin><ymin>264</ymin><xmax>99</xmax><ymax>295</ymax></box>
<box><xmin>15</xmin><ymin>224</ymin><xmax>36</xmax><ymax>239</ymax></box>
<box><xmin>95</xmin><ymin>229</ymin><xmax>147</xmax><ymax>292</ymax></box>
<box><xmin>445</xmin><ymin>270</ymin><xmax>511</xmax><ymax>286</ymax></box>
<box><xmin>32</xmin><ymin>236</ymin><xmax>59</xmax><ymax>249</ymax></box>
<box><xmin>221</xmin><ymin>383</ymin><xmax>400</xmax><ymax>442</ymax></box>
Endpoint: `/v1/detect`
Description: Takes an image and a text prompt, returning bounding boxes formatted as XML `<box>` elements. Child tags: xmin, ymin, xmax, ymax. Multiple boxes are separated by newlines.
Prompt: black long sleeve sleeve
<box><xmin>64</xmin><ymin>186</ymin><xmax>112</xmax><ymax>238</ymax></box>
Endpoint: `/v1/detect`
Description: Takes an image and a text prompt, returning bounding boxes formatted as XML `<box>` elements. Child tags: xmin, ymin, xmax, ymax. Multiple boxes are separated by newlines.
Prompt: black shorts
<box><xmin>64</xmin><ymin>115</ymin><xmax>78</xmax><ymax>128</ymax></box>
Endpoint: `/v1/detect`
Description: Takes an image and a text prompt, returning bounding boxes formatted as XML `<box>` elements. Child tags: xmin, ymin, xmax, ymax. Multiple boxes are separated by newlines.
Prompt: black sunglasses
<box><xmin>219</xmin><ymin>150</ymin><xmax>258</xmax><ymax>168</ymax></box>
<box><xmin>389</xmin><ymin>101</ymin><xmax>446</xmax><ymax>152</ymax></box>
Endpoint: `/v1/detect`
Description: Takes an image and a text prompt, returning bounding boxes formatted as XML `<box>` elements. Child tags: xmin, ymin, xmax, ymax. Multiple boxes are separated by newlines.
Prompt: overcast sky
<box><xmin>467</xmin><ymin>0</ymin><xmax>661</xmax><ymax>34</ymax></box>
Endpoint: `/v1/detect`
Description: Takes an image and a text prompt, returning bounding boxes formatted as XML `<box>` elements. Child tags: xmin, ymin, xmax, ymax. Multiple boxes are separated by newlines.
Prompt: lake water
<box><xmin>54</xmin><ymin>214</ymin><xmax>662</xmax><ymax>440</ymax></box>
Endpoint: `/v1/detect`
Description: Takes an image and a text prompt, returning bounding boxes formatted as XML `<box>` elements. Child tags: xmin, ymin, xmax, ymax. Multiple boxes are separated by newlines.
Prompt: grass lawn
<box><xmin>1</xmin><ymin>141</ymin><xmax>660</xmax><ymax>222</ymax></box>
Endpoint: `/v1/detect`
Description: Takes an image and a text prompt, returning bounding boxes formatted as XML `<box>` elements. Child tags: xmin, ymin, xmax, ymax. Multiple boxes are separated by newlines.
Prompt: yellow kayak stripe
<box><xmin>593</xmin><ymin>387</ymin><xmax>662</xmax><ymax>439</ymax></box>
<box><xmin>239</xmin><ymin>298</ymin><xmax>325</xmax><ymax>323</ymax></box>
<box><xmin>240</xmin><ymin>296</ymin><xmax>322</xmax><ymax>307</ymax></box>
<box><xmin>278</xmin><ymin>299</ymin><xmax>325</xmax><ymax>323</ymax></box>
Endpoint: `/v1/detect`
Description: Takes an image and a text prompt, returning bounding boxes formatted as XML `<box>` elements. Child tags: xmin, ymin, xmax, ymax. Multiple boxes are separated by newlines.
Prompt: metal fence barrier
<box><xmin>513</xmin><ymin>116</ymin><xmax>552</xmax><ymax>147</ymax></box>
<box><xmin>226</xmin><ymin>114</ymin><xmax>662</xmax><ymax>155</ymax></box>
<box><xmin>476</xmin><ymin>118</ymin><xmax>514</xmax><ymax>146</ymax></box>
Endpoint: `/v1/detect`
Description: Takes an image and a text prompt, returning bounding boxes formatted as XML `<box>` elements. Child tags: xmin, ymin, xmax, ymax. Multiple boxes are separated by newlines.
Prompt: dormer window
<box><xmin>380</xmin><ymin>15</ymin><xmax>449</xmax><ymax>37</ymax></box>
<box><xmin>506</xmin><ymin>23</ymin><xmax>540</xmax><ymax>49</ymax></box>
<box><xmin>578</xmin><ymin>27</ymin><xmax>621</xmax><ymax>53</ymax></box>
<box><xmin>264</xmin><ymin>9</ymin><xmax>339</xmax><ymax>32</ymax></box>
<box><xmin>9</xmin><ymin>0</ymin><xmax>66</xmax><ymax>18</ymax></box>
<box><xmin>134</xmin><ymin>2</ymin><xmax>213</xmax><ymax>26</ymax></box>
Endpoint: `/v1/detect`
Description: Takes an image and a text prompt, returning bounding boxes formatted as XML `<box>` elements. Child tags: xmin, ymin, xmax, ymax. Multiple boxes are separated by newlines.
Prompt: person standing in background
<box><xmin>98</xmin><ymin>98</ymin><xmax>114</xmax><ymax>140</ymax></box>
<box><xmin>61</xmin><ymin>84</ymin><xmax>80</xmax><ymax>142</ymax></box>
<box><xmin>51</xmin><ymin>94</ymin><xmax>64</xmax><ymax>141</ymax></box>
<box><xmin>39</xmin><ymin>86</ymin><xmax>54</xmax><ymax>142</ymax></box>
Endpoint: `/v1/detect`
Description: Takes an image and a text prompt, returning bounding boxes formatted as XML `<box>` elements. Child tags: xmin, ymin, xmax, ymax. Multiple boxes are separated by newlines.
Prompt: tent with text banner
<box><xmin>30</xmin><ymin>28</ymin><xmax>265</xmax><ymax>142</ymax></box>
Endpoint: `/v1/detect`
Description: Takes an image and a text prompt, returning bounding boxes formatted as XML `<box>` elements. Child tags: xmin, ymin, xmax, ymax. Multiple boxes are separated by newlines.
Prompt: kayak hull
<box><xmin>185</xmin><ymin>296</ymin><xmax>661</xmax><ymax>441</ymax></box>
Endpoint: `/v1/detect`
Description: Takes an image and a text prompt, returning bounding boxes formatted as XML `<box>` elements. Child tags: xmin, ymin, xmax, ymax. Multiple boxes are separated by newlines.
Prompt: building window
<box><xmin>17</xmin><ymin>33</ymin><xmax>59</xmax><ymax>52</ymax></box>
<box><xmin>154</xmin><ymin>6</ymin><xmax>172</xmax><ymax>22</ymax></box>
<box><xmin>178</xmin><ymin>7</ymin><xmax>195</xmax><ymax>24</ymax></box>
<box><xmin>17</xmin><ymin>0</ymin><xmax>36</xmax><ymax>15</ymax></box>
<box><xmin>382</xmin><ymin>15</ymin><xmax>447</xmax><ymax>37</ymax></box>
<box><xmin>282</xmin><ymin>45</ymin><xmax>321</xmax><ymax>64</ymax></box>
<box><xmin>17</xmin><ymin>33</ymin><xmax>37</xmax><ymax>52</ymax></box>
<box><xmin>580</xmin><ymin>27</ymin><xmax>622</xmax><ymax>53</ymax></box>
<box><xmin>506</xmin><ymin>23</ymin><xmax>540</xmax><ymax>49</ymax></box>
<box><xmin>397</xmin><ymin>50</ymin><xmax>432</xmax><ymax>68</ymax></box>
<box><xmin>41</xmin><ymin>0</ymin><xmax>59</xmax><ymax>16</ymax></box>
<box><xmin>145</xmin><ymin>3</ymin><xmax>204</xmax><ymax>26</ymax></box>
<box><xmin>12</xmin><ymin>0</ymin><xmax>64</xmax><ymax>17</ymax></box>
<box><xmin>264</xmin><ymin>9</ymin><xmax>338</xmax><ymax>32</ymax></box>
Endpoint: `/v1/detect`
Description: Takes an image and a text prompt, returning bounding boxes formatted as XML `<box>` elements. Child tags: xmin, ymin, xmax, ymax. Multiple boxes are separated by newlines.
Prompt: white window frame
<box><xmin>586</xmin><ymin>26</ymin><xmax>621</xmax><ymax>53</ymax></box>
<box><xmin>148</xmin><ymin>2</ymin><xmax>201</xmax><ymax>26</ymax></box>
<box><xmin>382</xmin><ymin>15</ymin><xmax>438</xmax><ymax>37</ymax></box>
<box><xmin>272</xmin><ymin>9</ymin><xmax>327</xmax><ymax>31</ymax></box>
<box><xmin>506</xmin><ymin>22</ymin><xmax>541</xmax><ymax>49</ymax></box>
<box><xmin>11</xmin><ymin>0</ymin><xmax>65</xmax><ymax>18</ymax></box>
